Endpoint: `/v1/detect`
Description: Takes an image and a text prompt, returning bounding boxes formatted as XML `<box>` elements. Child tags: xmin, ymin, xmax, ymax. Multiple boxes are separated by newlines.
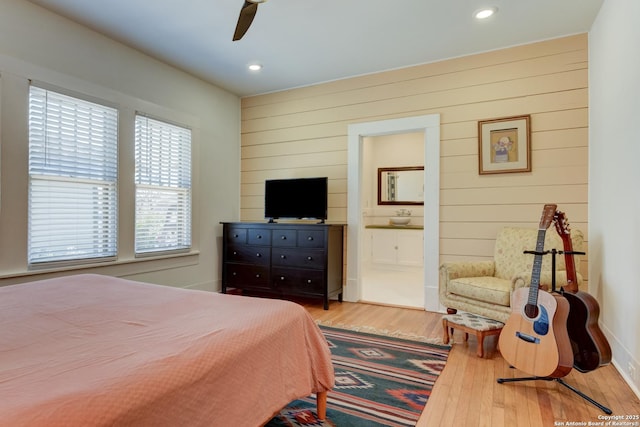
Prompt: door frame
<box><xmin>345</xmin><ymin>114</ymin><xmax>440</xmax><ymax>312</ymax></box>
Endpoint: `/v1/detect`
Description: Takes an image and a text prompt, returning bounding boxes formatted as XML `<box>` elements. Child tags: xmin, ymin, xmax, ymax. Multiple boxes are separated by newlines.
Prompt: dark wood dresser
<box><xmin>221</xmin><ymin>222</ymin><xmax>345</xmax><ymax>309</ymax></box>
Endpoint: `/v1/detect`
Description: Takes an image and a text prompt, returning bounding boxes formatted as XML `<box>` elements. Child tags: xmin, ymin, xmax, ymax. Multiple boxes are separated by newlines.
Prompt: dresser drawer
<box><xmin>247</xmin><ymin>229</ymin><xmax>271</xmax><ymax>246</ymax></box>
<box><xmin>226</xmin><ymin>245</ymin><xmax>270</xmax><ymax>266</ymax></box>
<box><xmin>226</xmin><ymin>265</ymin><xmax>270</xmax><ymax>289</ymax></box>
<box><xmin>271</xmin><ymin>229</ymin><xmax>297</xmax><ymax>247</ymax></box>
<box><xmin>272</xmin><ymin>248</ymin><xmax>325</xmax><ymax>269</ymax></box>
<box><xmin>226</xmin><ymin>227</ymin><xmax>247</xmax><ymax>244</ymax></box>
<box><xmin>297</xmin><ymin>230</ymin><xmax>325</xmax><ymax>248</ymax></box>
<box><xmin>272</xmin><ymin>267</ymin><xmax>325</xmax><ymax>293</ymax></box>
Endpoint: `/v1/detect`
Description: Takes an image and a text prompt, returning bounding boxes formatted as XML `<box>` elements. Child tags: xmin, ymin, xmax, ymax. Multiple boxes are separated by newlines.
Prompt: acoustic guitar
<box><xmin>499</xmin><ymin>204</ymin><xmax>573</xmax><ymax>378</ymax></box>
<box><xmin>554</xmin><ymin>210</ymin><xmax>612</xmax><ymax>372</ymax></box>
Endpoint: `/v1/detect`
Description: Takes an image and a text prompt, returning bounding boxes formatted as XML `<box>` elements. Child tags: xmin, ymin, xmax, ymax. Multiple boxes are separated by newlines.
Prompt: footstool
<box><xmin>442</xmin><ymin>312</ymin><xmax>504</xmax><ymax>358</ymax></box>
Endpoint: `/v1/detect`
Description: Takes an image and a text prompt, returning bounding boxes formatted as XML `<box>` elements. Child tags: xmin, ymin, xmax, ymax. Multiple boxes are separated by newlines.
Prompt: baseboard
<box><xmin>612</xmin><ymin>359</ymin><xmax>640</xmax><ymax>400</ymax></box>
<box><xmin>603</xmin><ymin>323</ymin><xmax>640</xmax><ymax>399</ymax></box>
<box><xmin>184</xmin><ymin>279</ymin><xmax>217</xmax><ymax>292</ymax></box>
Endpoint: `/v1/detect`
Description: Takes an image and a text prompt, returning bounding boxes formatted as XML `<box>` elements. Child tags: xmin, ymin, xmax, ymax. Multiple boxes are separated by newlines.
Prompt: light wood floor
<box><xmin>301</xmin><ymin>300</ymin><xmax>640</xmax><ymax>427</ymax></box>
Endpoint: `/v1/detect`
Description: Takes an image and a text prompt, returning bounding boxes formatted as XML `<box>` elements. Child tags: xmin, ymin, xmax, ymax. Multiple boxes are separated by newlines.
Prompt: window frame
<box><xmin>133</xmin><ymin>113</ymin><xmax>193</xmax><ymax>257</ymax></box>
<box><xmin>27</xmin><ymin>83</ymin><xmax>119</xmax><ymax>268</ymax></box>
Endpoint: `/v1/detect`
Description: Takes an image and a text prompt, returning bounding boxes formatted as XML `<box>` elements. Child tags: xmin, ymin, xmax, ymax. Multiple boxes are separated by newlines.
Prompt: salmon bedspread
<box><xmin>0</xmin><ymin>274</ymin><xmax>334</xmax><ymax>427</ymax></box>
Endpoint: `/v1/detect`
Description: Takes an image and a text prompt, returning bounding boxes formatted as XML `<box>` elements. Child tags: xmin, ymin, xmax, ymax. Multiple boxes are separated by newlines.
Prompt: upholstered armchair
<box><xmin>439</xmin><ymin>227</ymin><xmax>584</xmax><ymax>323</ymax></box>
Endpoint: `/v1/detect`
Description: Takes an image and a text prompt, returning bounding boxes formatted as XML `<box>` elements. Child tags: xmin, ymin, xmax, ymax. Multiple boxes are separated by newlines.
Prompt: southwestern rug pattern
<box><xmin>266</xmin><ymin>325</ymin><xmax>450</xmax><ymax>427</ymax></box>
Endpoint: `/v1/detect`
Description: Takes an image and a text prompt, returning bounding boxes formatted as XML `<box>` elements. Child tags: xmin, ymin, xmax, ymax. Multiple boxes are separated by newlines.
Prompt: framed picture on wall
<box><xmin>478</xmin><ymin>115</ymin><xmax>531</xmax><ymax>174</ymax></box>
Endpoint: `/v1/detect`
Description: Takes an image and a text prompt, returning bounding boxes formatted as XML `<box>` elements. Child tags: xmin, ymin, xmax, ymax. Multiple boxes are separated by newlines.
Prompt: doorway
<box><xmin>345</xmin><ymin>114</ymin><xmax>440</xmax><ymax>312</ymax></box>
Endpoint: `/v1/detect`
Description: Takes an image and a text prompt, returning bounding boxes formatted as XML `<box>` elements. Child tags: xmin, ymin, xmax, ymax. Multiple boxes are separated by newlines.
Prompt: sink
<box><xmin>389</xmin><ymin>216</ymin><xmax>411</xmax><ymax>226</ymax></box>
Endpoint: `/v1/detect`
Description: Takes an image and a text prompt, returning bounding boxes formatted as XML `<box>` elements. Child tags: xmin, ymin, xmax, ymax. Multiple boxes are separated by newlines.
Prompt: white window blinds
<box><xmin>134</xmin><ymin>115</ymin><xmax>192</xmax><ymax>254</ymax></box>
<box><xmin>28</xmin><ymin>85</ymin><xmax>118</xmax><ymax>265</ymax></box>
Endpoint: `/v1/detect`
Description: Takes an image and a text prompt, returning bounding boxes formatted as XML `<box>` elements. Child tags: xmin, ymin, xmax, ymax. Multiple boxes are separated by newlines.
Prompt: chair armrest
<box><xmin>439</xmin><ymin>261</ymin><xmax>495</xmax><ymax>280</ymax></box>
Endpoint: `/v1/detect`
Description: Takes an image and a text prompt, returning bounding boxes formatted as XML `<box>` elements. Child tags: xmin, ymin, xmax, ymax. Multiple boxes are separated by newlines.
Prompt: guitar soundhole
<box><xmin>524</xmin><ymin>304</ymin><xmax>539</xmax><ymax>319</ymax></box>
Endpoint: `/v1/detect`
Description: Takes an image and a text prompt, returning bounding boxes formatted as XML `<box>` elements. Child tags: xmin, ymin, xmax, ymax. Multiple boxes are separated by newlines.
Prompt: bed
<box><xmin>0</xmin><ymin>274</ymin><xmax>334</xmax><ymax>426</ymax></box>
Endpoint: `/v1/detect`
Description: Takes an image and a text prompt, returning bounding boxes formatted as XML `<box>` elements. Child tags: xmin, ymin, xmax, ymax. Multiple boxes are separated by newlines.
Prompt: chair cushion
<box><xmin>448</xmin><ymin>276</ymin><xmax>512</xmax><ymax>306</ymax></box>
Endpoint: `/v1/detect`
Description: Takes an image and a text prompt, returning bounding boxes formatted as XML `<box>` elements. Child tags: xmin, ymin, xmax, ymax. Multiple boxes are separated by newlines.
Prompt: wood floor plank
<box><xmin>536</xmin><ymin>386</ymin><xmax>555</xmax><ymax>426</ymax></box>
<box><xmin>300</xmin><ymin>300</ymin><xmax>640</xmax><ymax>426</ymax></box>
<box><xmin>490</xmin><ymin>359</ymin><xmax>506</xmax><ymax>427</ymax></box>
<box><xmin>435</xmin><ymin>346</ymin><xmax>467</xmax><ymax>426</ymax></box>
<box><xmin>526</xmin><ymin>380</ymin><xmax>544</xmax><ymax>426</ymax></box>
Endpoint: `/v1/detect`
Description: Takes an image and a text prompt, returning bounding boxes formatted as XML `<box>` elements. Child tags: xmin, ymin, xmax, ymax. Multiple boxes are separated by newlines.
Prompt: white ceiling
<box><xmin>27</xmin><ymin>0</ymin><xmax>603</xmax><ymax>97</ymax></box>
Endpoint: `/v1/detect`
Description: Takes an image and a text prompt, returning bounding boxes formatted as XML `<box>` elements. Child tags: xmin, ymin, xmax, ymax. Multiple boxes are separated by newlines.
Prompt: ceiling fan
<box><xmin>233</xmin><ymin>0</ymin><xmax>267</xmax><ymax>41</ymax></box>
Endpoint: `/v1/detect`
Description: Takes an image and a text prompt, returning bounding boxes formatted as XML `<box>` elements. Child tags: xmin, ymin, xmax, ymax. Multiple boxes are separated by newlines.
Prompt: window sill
<box><xmin>0</xmin><ymin>251</ymin><xmax>200</xmax><ymax>281</ymax></box>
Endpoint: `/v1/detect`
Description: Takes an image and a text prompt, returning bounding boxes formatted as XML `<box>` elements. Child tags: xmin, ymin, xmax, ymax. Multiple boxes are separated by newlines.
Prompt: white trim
<box><xmin>347</xmin><ymin>115</ymin><xmax>440</xmax><ymax>312</ymax></box>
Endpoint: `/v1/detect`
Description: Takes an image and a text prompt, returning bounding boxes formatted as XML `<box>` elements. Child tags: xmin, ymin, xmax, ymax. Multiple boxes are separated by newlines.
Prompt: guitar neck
<box><xmin>554</xmin><ymin>211</ymin><xmax>580</xmax><ymax>293</ymax></box>
<box><xmin>527</xmin><ymin>228</ymin><xmax>547</xmax><ymax>306</ymax></box>
<box><xmin>561</xmin><ymin>243</ymin><xmax>579</xmax><ymax>291</ymax></box>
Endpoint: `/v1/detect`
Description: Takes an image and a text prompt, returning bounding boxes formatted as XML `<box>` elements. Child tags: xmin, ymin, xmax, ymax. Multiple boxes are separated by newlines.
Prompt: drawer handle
<box><xmin>307</xmin><ymin>256</ymin><xmax>313</xmax><ymax>261</ymax></box>
<box><xmin>232</xmin><ymin>272</ymin><xmax>237</xmax><ymax>276</ymax></box>
<box><xmin>255</xmin><ymin>274</ymin><xmax>261</xmax><ymax>278</ymax></box>
<box><xmin>279</xmin><ymin>276</ymin><xmax>285</xmax><ymax>281</ymax></box>
<box><xmin>307</xmin><ymin>236</ymin><xmax>313</xmax><ymax>241</ymax></box>
<box><xmin>233</xmin><ymin>234</ymin><xmax>239</xmax><ymax>238</ymax></box>
<box><xmin>256</xmin><ymin>235</ymin><xmax>262</xmax><ymax>239</ymax></box>
<box><xmin>256</xmin><ymin>253</ymin><xmax>261</xmax><ymax>257</ymax></box>
<box><xmin>280</xmin><ymin>255</ymin><xmax>286</xmax><ymax>259</ymax></box>
<box><xmin>306</xmin><ymin>279</ymin><xmax>312</xmax><ymax>284</ymax></box>
<box><xmin>233</xmin><ymin>251</ymin><xmax>238</xmax><ymax>255</ymax></box>
<box><xmin>280</xmin><ymin>235</ymin><xmax>287</xmax><ymax>240</ymax></box>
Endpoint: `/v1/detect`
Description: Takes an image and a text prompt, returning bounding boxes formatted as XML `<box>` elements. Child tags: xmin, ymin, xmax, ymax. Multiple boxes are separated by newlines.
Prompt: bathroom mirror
<box><xmin>377</xmin><ymin>166</ymin><xmax>424</xmax><ymax>205</ymax></box>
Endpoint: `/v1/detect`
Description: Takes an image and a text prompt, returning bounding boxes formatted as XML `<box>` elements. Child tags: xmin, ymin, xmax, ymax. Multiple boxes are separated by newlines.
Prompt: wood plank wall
<box><xmin>240</xmin><ymin>34</ymin><xmax>589</xmax><ymax>282</ymax></box>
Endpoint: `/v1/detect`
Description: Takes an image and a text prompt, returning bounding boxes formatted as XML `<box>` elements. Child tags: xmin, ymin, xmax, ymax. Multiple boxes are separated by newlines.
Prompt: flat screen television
<box><xmin>265</xmin><ymin>177</ymin><xmax>328</xmax><ymax>222</ymax></box>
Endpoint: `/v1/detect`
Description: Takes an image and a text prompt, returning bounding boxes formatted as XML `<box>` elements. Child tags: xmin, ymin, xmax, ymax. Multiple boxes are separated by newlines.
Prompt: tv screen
<box><xmin>265</xmin><ymin>177</ymin><xmax>328</xmax><ymax>221</ymax></box>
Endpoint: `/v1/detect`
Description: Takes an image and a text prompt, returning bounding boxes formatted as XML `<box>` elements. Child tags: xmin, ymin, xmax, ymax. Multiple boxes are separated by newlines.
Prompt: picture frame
<box><xmin>478</xmin><ymin>114</ymin><xmax>531</xmax><ymax>175</ymax></box>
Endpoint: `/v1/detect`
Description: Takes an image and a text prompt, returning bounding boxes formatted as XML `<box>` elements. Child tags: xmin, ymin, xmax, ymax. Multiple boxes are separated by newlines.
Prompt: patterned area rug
<box><xmin>265</xmin><ymin>325</ymin><xmax>450</xmax><ymax>427</ymax></box>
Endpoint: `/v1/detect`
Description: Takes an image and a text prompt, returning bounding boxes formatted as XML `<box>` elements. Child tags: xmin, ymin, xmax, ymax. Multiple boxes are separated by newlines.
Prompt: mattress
<box><xmin>0</xmin><ymin>274</ymin><xmax>334</xmax><ymax>426</ymax></box>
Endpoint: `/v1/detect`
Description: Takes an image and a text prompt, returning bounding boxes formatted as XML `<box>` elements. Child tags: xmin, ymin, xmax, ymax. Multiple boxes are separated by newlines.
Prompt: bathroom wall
<box><xmin>362</xmin><ymin>132</ymin><xmax>424</xmax><ymax>226</ymax></box>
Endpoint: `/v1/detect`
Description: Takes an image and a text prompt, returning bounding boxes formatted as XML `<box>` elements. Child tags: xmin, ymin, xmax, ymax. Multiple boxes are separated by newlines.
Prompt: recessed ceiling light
<box><xmin>474</xmin><ymin>7</ymin><xmax>498</xmax><ymax>20</ymax></box>
<box><xmin>248</xmin><ymin>64</ymin><xmax>262</xmax><ymax>71</ymax></box>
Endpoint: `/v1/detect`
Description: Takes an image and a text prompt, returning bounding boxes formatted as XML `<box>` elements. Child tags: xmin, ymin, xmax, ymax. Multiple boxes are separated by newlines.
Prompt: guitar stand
<box><xmin>497</xmin><ymin>249</ymin><xmax>613</xmax><ymax>415</ymax></box>
<box><xmin>497</xmin><ymin>374</ymin><xmax>612</xmax><ymax>414</ymax></box>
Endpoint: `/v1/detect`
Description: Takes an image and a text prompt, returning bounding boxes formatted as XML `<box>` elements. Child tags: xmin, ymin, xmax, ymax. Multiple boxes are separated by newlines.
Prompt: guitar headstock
<box><xmin>539</xmin><ymin>204</ymin><xmax>557</xmax><ymax>230</ymax></box>
<box><xmin>554</xmin><ymin>210</ymin><xmax>571</xmax><ymax>236</ymax></box>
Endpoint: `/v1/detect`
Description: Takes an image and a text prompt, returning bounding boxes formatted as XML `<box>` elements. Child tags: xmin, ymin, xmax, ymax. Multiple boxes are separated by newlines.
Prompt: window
<box><xmin>28</xmin><ymin>85</ymin><xmax>118</xmax><ymax>265</ymax></box>
<box><xmin>134</xmin><ymin>115</ymin><xmax>192</xmax><ymax>255</ymax></box>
